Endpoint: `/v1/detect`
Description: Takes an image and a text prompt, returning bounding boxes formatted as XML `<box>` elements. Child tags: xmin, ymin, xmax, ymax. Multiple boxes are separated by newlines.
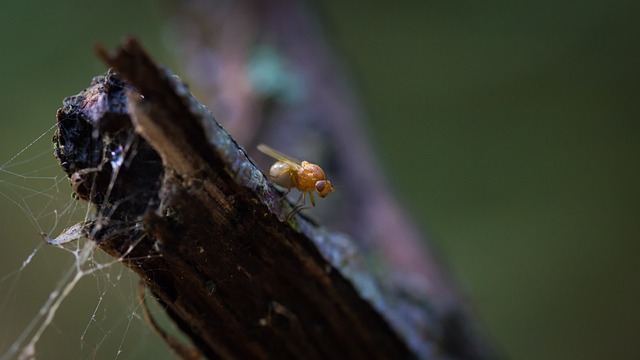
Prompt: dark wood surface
<box><xmin>52</xmin><ymin>37</ymin><xmax>496</xmax><ymax>359</ymax></box>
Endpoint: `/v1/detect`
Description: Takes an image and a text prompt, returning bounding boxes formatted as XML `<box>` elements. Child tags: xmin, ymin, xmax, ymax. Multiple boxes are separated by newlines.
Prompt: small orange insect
<box><xmin>257</xmin><ymin>144</ymin><xmax>334</xmax><ymax>214</ymax></box>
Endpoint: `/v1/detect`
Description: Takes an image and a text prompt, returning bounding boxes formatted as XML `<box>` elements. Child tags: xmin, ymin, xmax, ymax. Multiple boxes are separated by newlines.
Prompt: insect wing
<box><xmin>257</xmin><ymin>144</ymin><xmax>302</xmax><ymax>170</ymax></box>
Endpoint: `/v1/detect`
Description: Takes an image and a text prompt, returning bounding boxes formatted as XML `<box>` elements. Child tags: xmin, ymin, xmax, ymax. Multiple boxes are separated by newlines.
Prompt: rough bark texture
<box><xmin>52</xmin><ymin>38</ymin><xmax>496</xmax><ymax>359</ymax></box>
<box><xmin>166</xmin><ymin>2</ymin><xmax>498</xmax><ymax>358</ymax></box>
<box><xmin>167</xmin><ymin>0</ymin><xmax>464</xmax><ymax>310</ymax></box>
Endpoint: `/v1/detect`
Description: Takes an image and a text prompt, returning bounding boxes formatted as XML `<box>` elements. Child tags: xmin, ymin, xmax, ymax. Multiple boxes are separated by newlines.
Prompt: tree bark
<box><xmin>167</xmin><ymin>0</ymin><xmax>463</xmax><ymax>306</ymax></box>
<box><xmin>52</xmin><ymin>38</ymin><xmax>408</xmax><ymax>359</ymax></box>
<box><xmin>52</xmin><ymin>31</ymin><xmax>495</xmax><ymax>360</ymax></box>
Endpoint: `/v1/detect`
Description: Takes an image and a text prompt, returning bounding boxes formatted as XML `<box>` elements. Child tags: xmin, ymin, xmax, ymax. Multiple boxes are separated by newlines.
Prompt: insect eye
<box><xmin>316</xmin><ymin>180</ymin><xmax>334</xmax><ymax>198</ymax></box>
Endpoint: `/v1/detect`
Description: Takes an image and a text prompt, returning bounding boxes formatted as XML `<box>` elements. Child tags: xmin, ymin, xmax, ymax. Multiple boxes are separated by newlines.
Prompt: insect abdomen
<box><xmin>269</xmin><ymin>161</ymin><xmax>293</xmax><ymax>188</ymax></box>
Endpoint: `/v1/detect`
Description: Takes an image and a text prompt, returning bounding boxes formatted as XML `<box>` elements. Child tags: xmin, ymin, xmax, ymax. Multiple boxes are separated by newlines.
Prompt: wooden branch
<box><xmin>53</xmin><ymin>38</ymin><xmax>497</xmax><ymax>359</ymax></box>
<box><xmin>164</xmin><ymin>2</ymin><xmax>500</xmax><ymax>358</ymax></box>
<box><xmin>169</xmin><ymin>0</ymin><xmax>460</xmax><ymax>307</ymax></box>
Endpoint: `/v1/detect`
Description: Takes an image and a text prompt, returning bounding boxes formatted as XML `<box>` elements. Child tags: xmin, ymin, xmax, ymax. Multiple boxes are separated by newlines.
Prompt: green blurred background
<box><xmin>1</xmin><ymin>1</ymin><xmax>638</xmax><ymax>359</ymax></box>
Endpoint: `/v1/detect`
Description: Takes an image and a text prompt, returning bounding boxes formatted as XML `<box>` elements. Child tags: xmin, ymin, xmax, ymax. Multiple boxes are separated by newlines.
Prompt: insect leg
<box><xmin>287</xmin><ymin>192</ymin><xmax>307</xmax><ymax>220</ymax></box>
<box><xmin>281</xmin><ymin>186</ymin><xmax>293</xmax><ymax>200</ymax></box>
<box><xmin>286</xmin><ymin>191</ymin><xmax>317</xmax><ymax>220</ymax></box>
<box><xmin>290</xmin><ymin>190</ymin><xmax>303</xmax><ymax>207</ymax></box>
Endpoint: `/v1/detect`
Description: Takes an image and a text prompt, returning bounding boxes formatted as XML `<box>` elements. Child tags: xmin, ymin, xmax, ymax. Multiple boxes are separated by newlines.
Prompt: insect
<box><xmin>257</xmin><ymin>144</ymin><xmax>334</xmax><ymax>215</ymax></box>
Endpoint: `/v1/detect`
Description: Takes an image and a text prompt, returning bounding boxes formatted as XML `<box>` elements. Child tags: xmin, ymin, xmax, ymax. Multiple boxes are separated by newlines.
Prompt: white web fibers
<box><xmin>0</xmin><ymin>126</ymin><xmax>177</xmax><ymax>359</ymax></box>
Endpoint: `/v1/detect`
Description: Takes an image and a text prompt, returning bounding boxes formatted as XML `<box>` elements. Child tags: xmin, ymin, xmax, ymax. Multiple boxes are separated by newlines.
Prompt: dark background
<box><xmin>1</xmin><ymin>1</ymin><xmax>638</xmax><ymax>359</ymax></box>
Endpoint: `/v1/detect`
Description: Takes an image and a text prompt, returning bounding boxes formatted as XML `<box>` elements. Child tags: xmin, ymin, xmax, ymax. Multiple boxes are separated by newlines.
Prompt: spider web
<box><xmin>0</xmin><ymin>125</ymin><xmax>180</xmax><ymax>359</ymax></box>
